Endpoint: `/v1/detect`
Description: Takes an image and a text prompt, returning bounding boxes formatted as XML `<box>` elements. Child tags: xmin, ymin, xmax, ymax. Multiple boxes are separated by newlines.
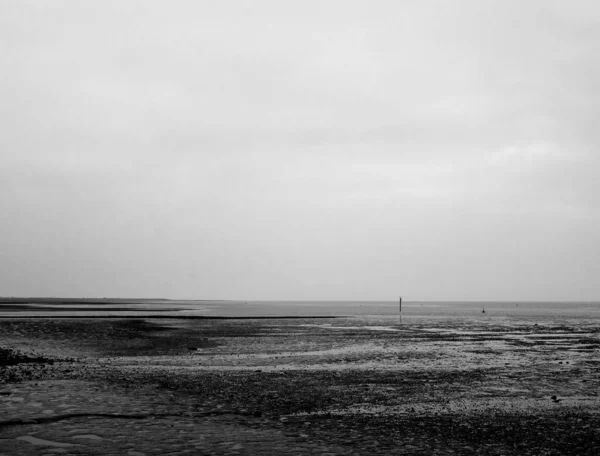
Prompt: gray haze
<box><xmin>1</xmin><ymin>1</ymin><xmax>599</xmax><ymax>301</ymax></box>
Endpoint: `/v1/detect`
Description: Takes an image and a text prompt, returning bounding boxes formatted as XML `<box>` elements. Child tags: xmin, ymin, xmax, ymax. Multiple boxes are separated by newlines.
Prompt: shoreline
<box><xmin>0</xmin><ymin>315</ymin><xmax>343</xmax><ymax>319</ymax></box>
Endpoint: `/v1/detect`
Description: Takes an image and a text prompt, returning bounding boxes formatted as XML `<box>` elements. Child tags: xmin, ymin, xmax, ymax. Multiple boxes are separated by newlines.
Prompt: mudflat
<box><xmin>1</xmin><ymin>313</ymin><xmax>599</xmax><ymax>455</ymax></box>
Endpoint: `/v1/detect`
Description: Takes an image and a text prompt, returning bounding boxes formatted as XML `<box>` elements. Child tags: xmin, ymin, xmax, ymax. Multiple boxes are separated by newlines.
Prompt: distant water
<box><xmin>199</xmin><ymin>300</ymin><xmax>600</xmax><ymax>320</ymax></box>
<box><xmin>2</xmin><ymin>300</ymin><xmax>598</xmax><ymax>322</ymax></box>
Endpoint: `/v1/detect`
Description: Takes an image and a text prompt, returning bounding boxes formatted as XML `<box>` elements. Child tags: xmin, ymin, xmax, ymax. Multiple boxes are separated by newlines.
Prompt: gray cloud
<box><xmin>1</xmin><ymin>1</ymin><xmax>599</xmax><ymax>300</ymax></box>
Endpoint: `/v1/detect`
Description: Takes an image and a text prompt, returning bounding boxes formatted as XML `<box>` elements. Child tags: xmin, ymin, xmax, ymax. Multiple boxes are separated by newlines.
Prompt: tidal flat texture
<box><xmin>1</xmin><ymin>315</ymin><xmax>599</xmax><ymax>455</ymax></box>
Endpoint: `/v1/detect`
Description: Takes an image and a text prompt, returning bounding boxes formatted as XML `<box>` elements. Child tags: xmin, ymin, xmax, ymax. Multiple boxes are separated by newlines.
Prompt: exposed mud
<box><xmin>1</xmin><ymin>315</ymin><xmax>599</xmax><ymax>454</ymax></box>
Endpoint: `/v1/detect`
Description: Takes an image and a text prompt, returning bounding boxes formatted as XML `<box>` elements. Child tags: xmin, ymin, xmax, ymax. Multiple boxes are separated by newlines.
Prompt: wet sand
<box><xmin>1</xmin><ymin>310</ymin><xmax>599</xmax><ymax>455</ymax></box>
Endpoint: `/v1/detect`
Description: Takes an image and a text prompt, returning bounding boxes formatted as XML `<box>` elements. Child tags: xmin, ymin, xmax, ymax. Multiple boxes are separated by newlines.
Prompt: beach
<box><xmin>1</xmin><ymin>301</ymin><xmax>599</xmax><ymax>454</ymax></box>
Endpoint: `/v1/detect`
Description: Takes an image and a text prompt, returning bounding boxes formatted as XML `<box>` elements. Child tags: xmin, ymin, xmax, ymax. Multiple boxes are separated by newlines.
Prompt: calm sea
<box><xmin>1</xmin><ymin>300</ymin><xmax>599</xmax><ymax>322</ymax></box>
<box><xmin>192</xmin><ymin>300</ymin><xmax>600</xmax><ymax>319</ymax></box>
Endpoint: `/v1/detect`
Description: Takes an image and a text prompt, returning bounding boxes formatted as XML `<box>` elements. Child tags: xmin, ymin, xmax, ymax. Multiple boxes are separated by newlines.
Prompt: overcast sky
<box><xmin>1</xmin><ymin>1</ymin><xmax>599</xmax><ymax>301</ymax></box>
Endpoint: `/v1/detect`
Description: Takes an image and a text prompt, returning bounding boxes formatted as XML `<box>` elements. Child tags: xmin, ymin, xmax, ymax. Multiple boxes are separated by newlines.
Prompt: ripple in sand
<box><xmin>16</xmin><ymin>436</ymin><xmax>78</xmax><ymax>447</ymax></box>
<box><xmin>71</xmin><ymin>434</ymin><xmax>103</xmax><ymax>440</ymax></box>
<box><xmin>66</xmin><ymin>428</ymin><xmax>91</xmax><ymax>434</ymax></box>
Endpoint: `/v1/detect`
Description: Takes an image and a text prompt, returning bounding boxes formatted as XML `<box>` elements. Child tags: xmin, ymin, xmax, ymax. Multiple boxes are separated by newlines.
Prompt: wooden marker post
<box><xmin>399</xmin><ymin>296</ymin><xmax>402</xmax><ymax>323</ymax></box>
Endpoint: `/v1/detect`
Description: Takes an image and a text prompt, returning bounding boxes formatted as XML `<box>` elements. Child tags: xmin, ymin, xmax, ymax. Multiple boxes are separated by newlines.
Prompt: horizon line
<box><xmin>0</xmin><ymin>296</ymin><xmax>598</xmax><ymax>304</ymax></box>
